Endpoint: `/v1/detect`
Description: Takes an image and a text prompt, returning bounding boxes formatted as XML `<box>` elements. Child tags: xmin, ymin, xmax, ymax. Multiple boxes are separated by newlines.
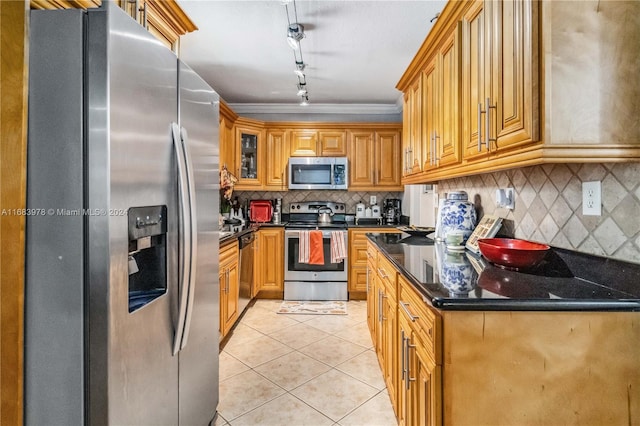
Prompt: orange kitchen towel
<box><xmin>330</xmin><ymin>231</ymin><xmax>347</xmax><ymax>263</ymax></box>
<box><xmin>308</xmin><ymin>230</ymin><xmax>325</xmax><ymax>265</ymax></box>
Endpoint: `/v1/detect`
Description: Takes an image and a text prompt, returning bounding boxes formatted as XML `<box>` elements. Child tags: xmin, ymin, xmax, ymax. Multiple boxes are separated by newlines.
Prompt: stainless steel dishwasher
<box><xmin>237</xmin><ymin>231</ymin><xmax>255</xmax><ymax>315</ymax></box>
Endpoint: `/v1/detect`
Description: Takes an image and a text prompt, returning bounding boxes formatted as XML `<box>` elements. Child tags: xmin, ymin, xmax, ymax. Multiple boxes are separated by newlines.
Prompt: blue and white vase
<box><xmin>439</xmin><ymin>191</ymin><xmax>477</xmax><ymax>243</ymax></box>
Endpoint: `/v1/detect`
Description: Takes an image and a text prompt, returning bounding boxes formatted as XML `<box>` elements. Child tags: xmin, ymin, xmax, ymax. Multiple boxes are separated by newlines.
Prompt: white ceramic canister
<box><xmin>371</xmin><ymin>204</ymin><xmax>381</xmax><ymax>217</ymax></box>
<box><xmin>439</xmin><ymin>191</ymin><xmax>477</xmax><ymax>243</ymax></box>
<box><xmin>365</xmin><ymin>207</ymin><xmax>372</xmax><ymax>217</ymax></box>
<box><xmin>355</xmin><ymin>201</ymin><xmax>365</xmax><ymax>218</ymax></box>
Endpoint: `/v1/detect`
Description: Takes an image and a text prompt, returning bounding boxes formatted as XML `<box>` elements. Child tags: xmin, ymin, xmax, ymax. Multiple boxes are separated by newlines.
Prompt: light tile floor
<box><xmin>216</xmin><ymin>300</ymin><xmax>398</xmax><ymax>426</ymax></box>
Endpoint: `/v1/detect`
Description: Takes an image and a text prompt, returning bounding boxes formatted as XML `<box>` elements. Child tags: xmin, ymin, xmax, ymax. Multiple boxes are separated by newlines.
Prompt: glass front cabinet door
<box><xmin>235</xmin><ymin>125</ymin><xmax>263</xmax><ymax>189</ymax></box>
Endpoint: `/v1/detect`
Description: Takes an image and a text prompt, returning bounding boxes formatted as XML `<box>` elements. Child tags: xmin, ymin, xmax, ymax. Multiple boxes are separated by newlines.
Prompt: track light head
<box><xmin>287</xmin><ymin>23</ymin><xmax>305</xmax><ymax>49</ymax></box>
<box><xmin>294</xmin><ymin>61</ymin><xmax>306</xmax><ymax>77</ymax></box>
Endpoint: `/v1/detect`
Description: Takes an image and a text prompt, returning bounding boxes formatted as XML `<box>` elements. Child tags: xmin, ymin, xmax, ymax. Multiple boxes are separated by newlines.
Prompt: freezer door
<box><xmin>86</xmin><ymin>4</ymin><xmax>179</xmax><ymax>425</ymax></box>
<box><xmin>176</xmin><ymin>60</ymin><xmax>220</xmax><ymax>425</ymax></box>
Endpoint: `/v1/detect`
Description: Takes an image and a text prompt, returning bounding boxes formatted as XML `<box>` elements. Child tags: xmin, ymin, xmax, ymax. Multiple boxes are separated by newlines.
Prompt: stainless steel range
<box><xmin>284</xmin><ymin>201</ymin><xmax>348</xmax><ymax>301</ymax></box>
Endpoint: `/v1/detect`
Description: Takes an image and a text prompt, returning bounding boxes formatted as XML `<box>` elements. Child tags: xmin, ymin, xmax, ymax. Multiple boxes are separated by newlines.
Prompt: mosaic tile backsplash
<box><xmin>233</xmin><ymin>191</ymin><xmax>403</xmax><ymax>215</ymax></box>
<box><xmin>438</xmin><ymin>163</ymin><xmax>640</xmax><ymax>264</ymax></box>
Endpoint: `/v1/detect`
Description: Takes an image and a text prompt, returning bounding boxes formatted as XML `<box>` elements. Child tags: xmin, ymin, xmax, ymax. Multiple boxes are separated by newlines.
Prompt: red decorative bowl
<box><xmin>477</xmin><ymin>238</ymin><xmax>550</xmax><ymax>270</ymax></box>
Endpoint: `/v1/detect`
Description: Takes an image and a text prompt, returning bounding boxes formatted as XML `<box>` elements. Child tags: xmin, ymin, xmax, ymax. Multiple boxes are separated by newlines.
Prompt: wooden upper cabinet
<box><xmin>219</xmin><ymin>100</ymin><xmax>239</xmax><ymax>174</ymax></box>
<box><xmin>31</xmin><ymin>0</ymin><xmax>100</xmax><ymax>9</ymax></box>
<box><xmin>348</xmin><ymin>131</ymin><xmax>375</xmax><ymax>187</ymax></box>
<box><xmin>461</xmin><ymin>0</ymin><xmax>488</xmax><ymax>160</ymax></box>
<box><xmin>376</xmin><ymin>131</ymin><xmax>402</xmax><ymax>188</ymax></box>
<box><xmin>463</xmin><ymin>0</ymin><xmax>539</xmax><ymax>160</ymax></box>
<box><xmin>422</xmin><ymin>56</ymin><xmax>439</xmax><ymax>171</ymax></box>
<box><xmin>264</xmin><ymin>129</ymin><xmax>289</xmax><ymax>190</ymax></box>
<box><xmin>290</xmin><ymin>129</ymin><xmax>346</xmax><ymax>157</ymax></box>
<box><xmin>290</xmin><ymin>130</ymin><xmax>318</xmax><ymax>157</ymax></box>
<box><xmin>403</xmin><ymin>78</ymin><xmax>423</xmax><ymax>176</ymax></box>
<box><xmin>33</xmin><ymin>0</ymin><xmax>198</xmax><ymax>52</ymax></box>
<box><xmin>419</xmin><ymin>22</ymin><xmax>462</xmax><ymax>172</ymax></box>
<box><xmin>438</xmin><ymin>24</ymin><xmax>462</xmax><ymax>167</ymax></box>
<box><xmin>319</xmin><ymin>130</ymin><xmax>347</xmax><ymax>156</ymax></box>
<box><xmin>489</xmin><ymin>0</ymin><xmax>539</xmax><ymax>151</ymax></box>
<box><xmin>348</xmin><ymin>129</ymin><xmax>402</xmax><ymax>191</ymax></box>
<box><xmin>233</xmin><ymin>121</ymin><xmax>264</xmax><ymax>190</ymax></box>
<box><xmin>115</xmin><ymin>0</ymin><xmax>196</xmax><ymax>51</ymax></box>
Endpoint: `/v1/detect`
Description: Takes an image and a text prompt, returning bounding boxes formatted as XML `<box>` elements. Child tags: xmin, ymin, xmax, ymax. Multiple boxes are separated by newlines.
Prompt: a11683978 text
<box><xmin>1</xmin><ymin>208</ymin><xmax>128</xmax><ymax>216</ymax></box>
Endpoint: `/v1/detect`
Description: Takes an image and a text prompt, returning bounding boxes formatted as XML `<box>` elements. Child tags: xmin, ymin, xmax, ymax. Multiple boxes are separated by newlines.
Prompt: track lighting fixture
<box><xmin>285</xmin><ymin>0</ymin><xmax>310</xmax><ymax>105</ymax></box>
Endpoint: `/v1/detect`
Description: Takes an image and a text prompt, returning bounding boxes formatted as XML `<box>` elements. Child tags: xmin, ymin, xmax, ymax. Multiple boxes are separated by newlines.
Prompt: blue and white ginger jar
<box><xmin>440</xmin><ymin>191</ymin><xmax>477</xmax><ymax>243</ymax></box>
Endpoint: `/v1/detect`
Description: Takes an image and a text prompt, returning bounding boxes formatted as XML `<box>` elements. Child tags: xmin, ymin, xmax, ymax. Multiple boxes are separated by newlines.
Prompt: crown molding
<box><xmin>227</xmin><ymin>103</ymin><xmax>402</xmax><ymax>115</ymax></box>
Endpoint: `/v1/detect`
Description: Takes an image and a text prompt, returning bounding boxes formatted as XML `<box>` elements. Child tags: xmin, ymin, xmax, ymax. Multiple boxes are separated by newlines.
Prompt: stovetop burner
<box><xmin>286</xmin><ymin>201</ymin><xmax>348</xmax><ymax>229</ymax></box>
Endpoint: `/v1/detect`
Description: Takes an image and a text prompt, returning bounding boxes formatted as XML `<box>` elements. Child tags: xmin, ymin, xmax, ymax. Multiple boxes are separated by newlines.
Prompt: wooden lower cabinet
<box><xmin>219</xmin><ymin>240</ymin><xmax>240</xmax><ymax>340</ymax></box>
<box><xmin>412</xmin><ymin>343</ymin><xmax>441</xmax><ymax>426</ymax></box>
<box><xmin>397</xmin><ymin>277</ymin><xmax>442</xmax><ymax>426</ymax></box>
<box><xmin>369</xmin><ymin>240</ymin><xmax>400</xmax><ymax>417</ymax></box>
<box><xmin>382</xmin><ymin>286</ymin><xmax>398</xmax><ymax>413</ymax></box>
<box><xmin>366</xmin><ymin>249</ymin><xmax>376</xmax><ymax>336</ymax></box>
<box><xmin>370</xmin><ymin>241</ymin><xmax>640</xmax><ymax>425</ymax></box>
<box><xmin>254</xmin><ymin>228</ymin><xmax>284</xmax><ymax>297</ymax></box>
<box><xmin>349</xmin><ymin>229</ymin><xmax>398</xmax><ymax>300</ymax></box>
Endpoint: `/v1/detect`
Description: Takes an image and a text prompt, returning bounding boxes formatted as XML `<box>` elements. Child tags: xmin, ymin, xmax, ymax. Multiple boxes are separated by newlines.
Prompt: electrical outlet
<box><xmin>582</xmin><ymin>181</ymin><xmax>602</xmax><ymax>216</ymax></box>
<box><xmin>370</xmin><ymin>195</ymin><xmax>377</xmax><ymax>205</ymax></box>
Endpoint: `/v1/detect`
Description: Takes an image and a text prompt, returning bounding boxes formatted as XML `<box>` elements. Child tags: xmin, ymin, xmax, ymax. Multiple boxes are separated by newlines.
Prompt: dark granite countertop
<box><xmin>368</xmin><ymin>232</ymin><xmax>640</xmax><ymax>312</ymax></box>
<box><xmin>219</xmin><ymin>222</ymin><xmax>286</xmax><ymax>246</ymax></box>
<box><xmin>220</xmin><ymin>221</ymin><xmax>399</xmax><ymax>245</ymax></box>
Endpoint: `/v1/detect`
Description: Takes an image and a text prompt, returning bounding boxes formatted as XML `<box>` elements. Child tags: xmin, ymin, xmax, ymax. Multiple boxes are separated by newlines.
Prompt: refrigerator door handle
<box><xmin>171</xmin><ymin>122</ymin><xmax>191</xmax><ymax>355</ymax></box>
<box><xmin>178</xmin><ymin>125</ymin><xmax>198</xmax><ymax>351</ymax></box>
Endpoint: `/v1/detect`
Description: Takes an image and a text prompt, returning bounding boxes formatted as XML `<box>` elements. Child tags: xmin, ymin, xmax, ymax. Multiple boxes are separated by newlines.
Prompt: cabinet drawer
<box><xmin>366</xmin><ymin>241</ymin><xmax>377</xmax><ymax>263</ymax></box>
<box><xmin>220</xmin><ymin>240</ymin><xmax>238</xmax><ymax>265</ymax></box>
<box><xmin>398</xmin><ymin>275</ymin><xmax>440</xmax><ymax>364</ymax></box>
<box><xmin>376</xmin><ymin>254</ymin><xmax>397</xmax><ymax>298</ymax></box>
<box><xmin>350</xmin><ymin>243</ymin><xmax>367</xmax><ymax>265</ymax></box>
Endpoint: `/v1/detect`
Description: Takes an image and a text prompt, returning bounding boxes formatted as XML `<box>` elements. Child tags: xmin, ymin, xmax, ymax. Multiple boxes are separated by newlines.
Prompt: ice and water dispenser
<box><xmin>128</xmin><ymin>205</ymin><xmax>167</xmax><ymax>312</ymax></box>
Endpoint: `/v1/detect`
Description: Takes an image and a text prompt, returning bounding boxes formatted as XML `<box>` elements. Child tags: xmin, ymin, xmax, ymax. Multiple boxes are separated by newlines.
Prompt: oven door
<box><xmin>284</xmin><ymin>229</ymin><xmax>348</xmax><ymax>282</ymax></box>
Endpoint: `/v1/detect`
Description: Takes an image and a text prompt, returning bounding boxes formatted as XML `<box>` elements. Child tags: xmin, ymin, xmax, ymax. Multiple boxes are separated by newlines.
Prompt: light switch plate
<box><xmin>496</xmin><ymin>188</ymin><xmax>515</xmax><ymax>209</ymax></box>
<box><xmin>370</xmin><ymin>195</ymin><xmax>377</xmax><ymax>205</ymax></box>
<box><xmin>582</xmin><ymin>181</ymin><xmax>602</xmax><ymax>216</ymax></box>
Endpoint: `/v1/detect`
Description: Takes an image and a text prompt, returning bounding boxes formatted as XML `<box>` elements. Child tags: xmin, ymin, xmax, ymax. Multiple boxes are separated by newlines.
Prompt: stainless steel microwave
<box><xmin>288</xmin><ymin>157</ymin><xmax>348</xmax><ymax>190</ymax></box>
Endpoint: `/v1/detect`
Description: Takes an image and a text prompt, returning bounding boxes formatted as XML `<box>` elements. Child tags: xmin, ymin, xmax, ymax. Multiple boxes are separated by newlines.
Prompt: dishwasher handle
<box><xmin>239</xmin><ymin>232</ymin><xmax>255</xmax><ymax>248</ymax></box>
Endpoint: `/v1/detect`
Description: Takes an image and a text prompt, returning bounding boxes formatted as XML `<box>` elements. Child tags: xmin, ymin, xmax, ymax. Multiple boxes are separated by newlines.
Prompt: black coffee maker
<box><xmin>383</xmin><ymin>199</ymin><xmax>401</xmax><ymax>224</ymax></box>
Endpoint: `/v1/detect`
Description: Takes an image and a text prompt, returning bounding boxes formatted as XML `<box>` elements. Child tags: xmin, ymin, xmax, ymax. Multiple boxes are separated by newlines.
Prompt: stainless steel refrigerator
<box><xmin>25</xmin><ymin>3</ymin><xmax>219</xmax><ymax>425</ymax></box>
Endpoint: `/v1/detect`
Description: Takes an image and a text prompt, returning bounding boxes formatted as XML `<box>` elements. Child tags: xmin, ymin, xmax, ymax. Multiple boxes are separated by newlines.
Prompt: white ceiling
<box><xmin>178</xmin><ymin>0</ymin><xmax>446</xmax><ymax>114</ymax></box>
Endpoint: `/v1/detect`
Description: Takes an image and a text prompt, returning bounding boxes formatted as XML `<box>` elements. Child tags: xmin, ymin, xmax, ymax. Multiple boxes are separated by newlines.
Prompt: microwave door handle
<box><xmin>178</xmin><ymin>126</ymin><xmax>198</xmax><ymax>351</ymax></box>
<box><xmin>171</xmin><ymin>122</ymin><xmax>190</xmax><ymax>356</ymax></box>
<box><xmin>330</xmin><ymin>165</ymin><xmax>335</xmax><ymax>187</ymax></box>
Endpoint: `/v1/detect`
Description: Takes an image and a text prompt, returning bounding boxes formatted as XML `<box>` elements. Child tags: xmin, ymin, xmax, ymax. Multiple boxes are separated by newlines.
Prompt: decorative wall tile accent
<box><xmin>233</xmin><ymin>190</ymin><xmax>403</xmax><ymax>215</ymax></box>
<box><xmin>437</xmin><ymin>163</ymin><xmax>640</xmax><ymax>264</ymax></box>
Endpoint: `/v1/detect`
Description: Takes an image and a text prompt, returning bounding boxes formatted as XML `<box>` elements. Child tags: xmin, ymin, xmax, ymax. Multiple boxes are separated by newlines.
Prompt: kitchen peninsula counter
<box><xmin>368</xmin><ymin>232</ymin><xmax>640</xmax><ymax>311</ymax></box>
<box><xmin>366</xmin><ymin>232</ymin><xmax>640</xmax><ymax>425</ymax></box>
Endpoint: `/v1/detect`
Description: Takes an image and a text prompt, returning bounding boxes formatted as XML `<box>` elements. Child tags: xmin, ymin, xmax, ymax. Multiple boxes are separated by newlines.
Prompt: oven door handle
<box><xmin>285</xmin><ymin>229</ymin><xmax>346</xmax><ymax>238</ymax></box>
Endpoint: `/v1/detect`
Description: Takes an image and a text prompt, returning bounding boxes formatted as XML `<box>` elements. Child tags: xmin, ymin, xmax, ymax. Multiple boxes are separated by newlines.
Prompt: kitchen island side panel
<box><xmin>442</xmin><ymin>311</ymin><xmax>640</xmax><ymax>425</ymax></box>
